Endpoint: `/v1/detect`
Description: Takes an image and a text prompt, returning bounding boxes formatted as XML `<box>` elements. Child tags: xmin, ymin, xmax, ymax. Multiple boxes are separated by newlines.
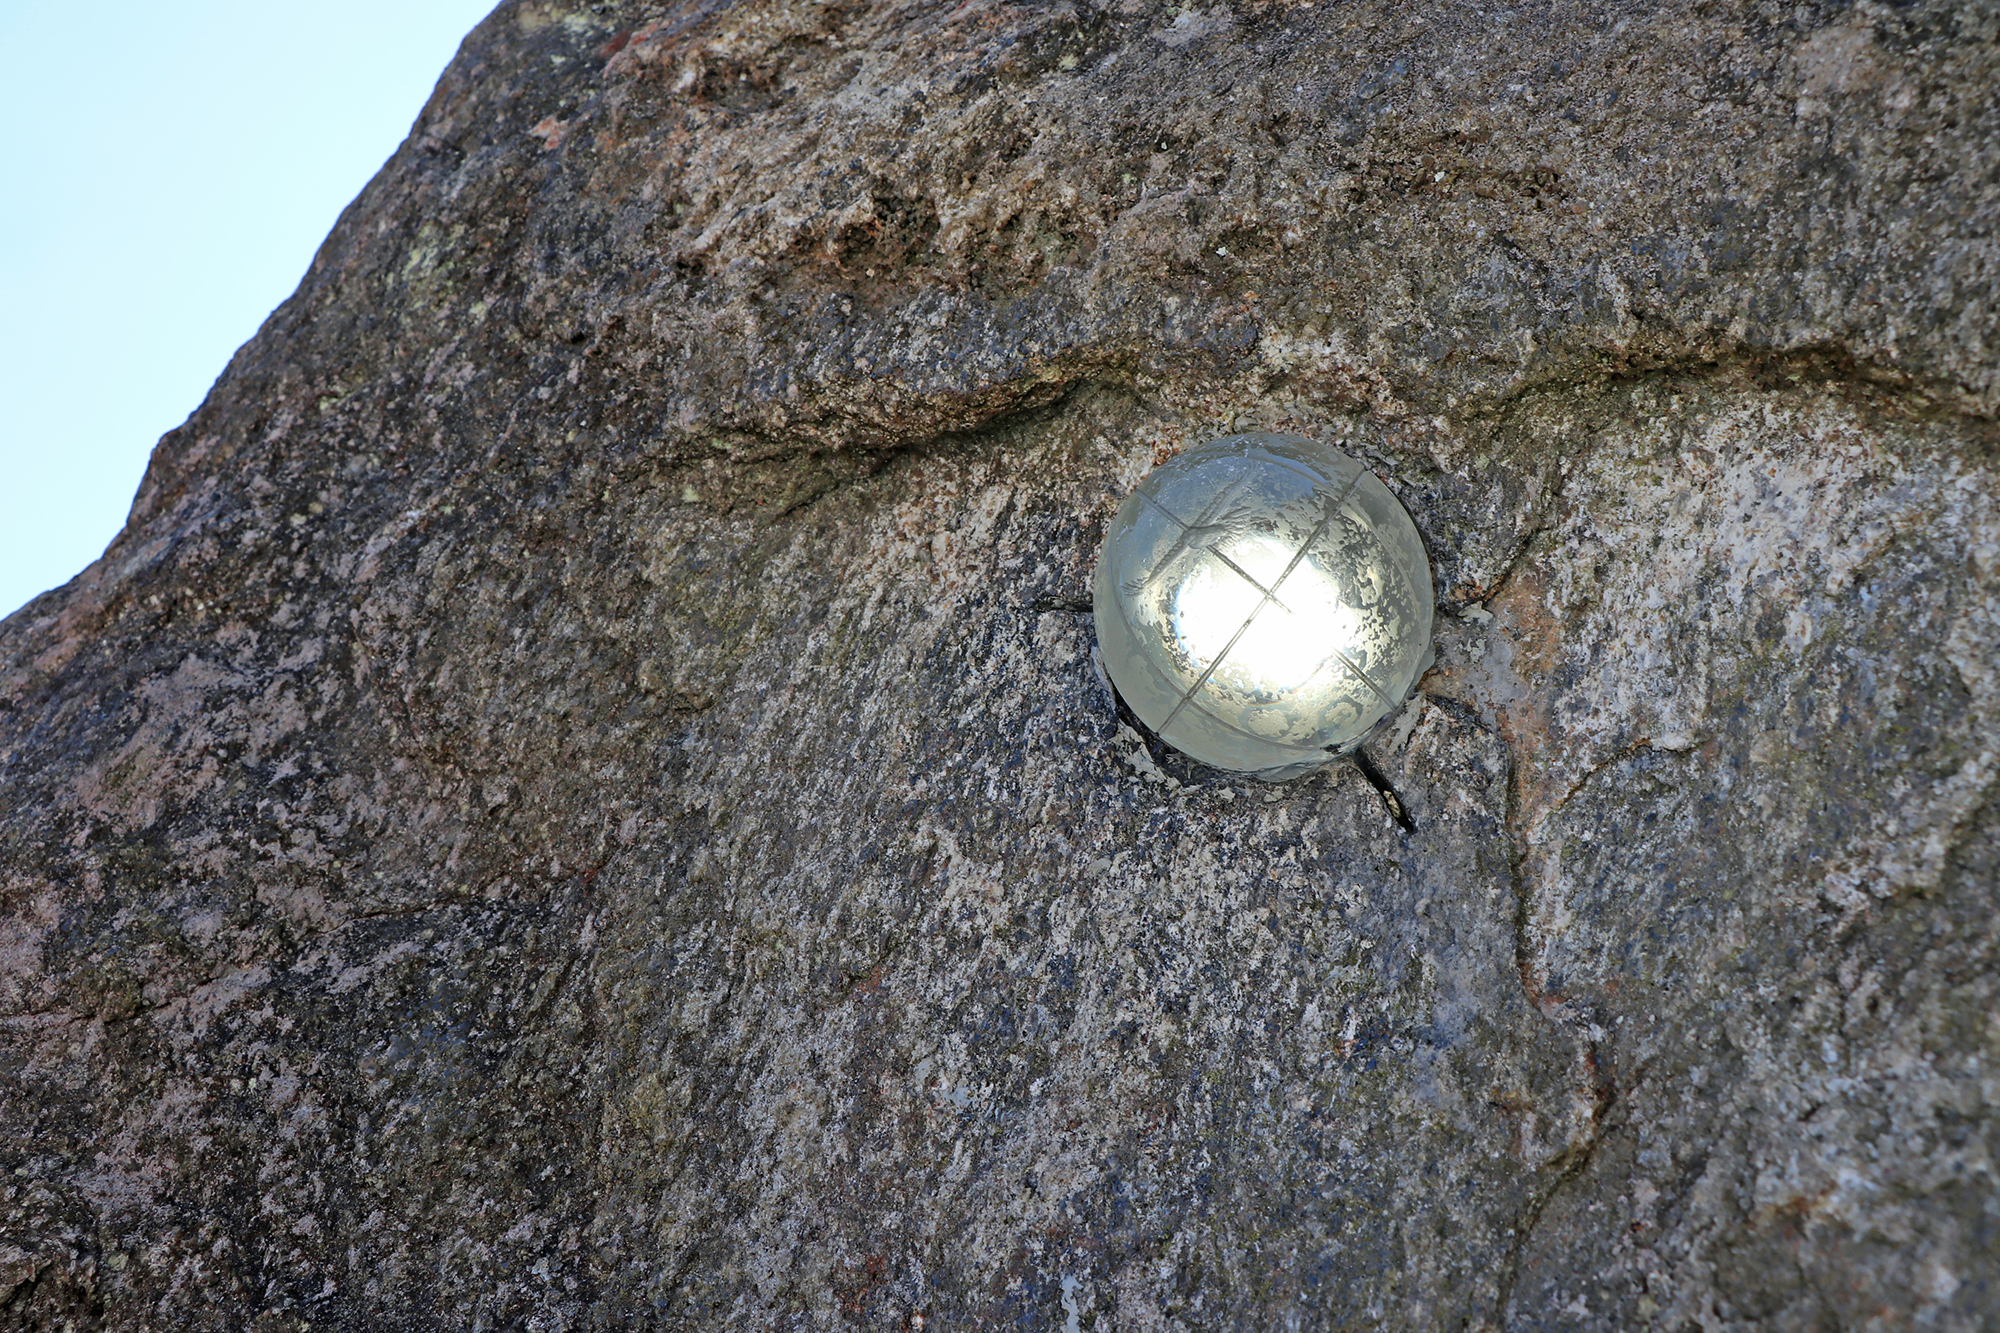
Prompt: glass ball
<box><xmin>1093</xmin><ymin>432</ymin><xmax>1435</xmax><ymax>778</ymax></box>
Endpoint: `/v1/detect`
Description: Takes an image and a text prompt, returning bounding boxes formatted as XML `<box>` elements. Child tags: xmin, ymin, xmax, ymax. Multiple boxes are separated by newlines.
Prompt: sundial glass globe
<box><xmin>1093</xmin><ymin>433</ymin><xmax>1434</xmax><ymax>778</ymax></box>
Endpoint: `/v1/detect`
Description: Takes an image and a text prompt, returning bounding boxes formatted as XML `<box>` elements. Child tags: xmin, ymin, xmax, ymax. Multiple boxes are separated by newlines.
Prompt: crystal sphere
<box><xmin>1093</xmin><ymin>432</ymin><xmax>1434</xmax><ymax>778</ymax></box>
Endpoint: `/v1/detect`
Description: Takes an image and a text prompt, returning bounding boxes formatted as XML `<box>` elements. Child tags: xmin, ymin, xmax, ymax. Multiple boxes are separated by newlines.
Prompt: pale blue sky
<box><xmin>0</xmin><ymin>2</ymin><xmax>498</xmax><ymax>620</ymax></box>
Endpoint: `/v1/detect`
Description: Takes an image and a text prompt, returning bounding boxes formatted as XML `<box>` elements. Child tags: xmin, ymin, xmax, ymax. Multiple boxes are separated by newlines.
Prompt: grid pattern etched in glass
<box><xmin>1093</xmin><ymin>433</ymin><xmax>1434</xmax><ymax>777</ymax></box>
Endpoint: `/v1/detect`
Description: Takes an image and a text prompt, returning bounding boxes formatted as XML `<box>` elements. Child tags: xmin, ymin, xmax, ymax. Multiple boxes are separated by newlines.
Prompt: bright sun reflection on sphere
<box><xmin>1093</xmin><ymin>432</ymin><xmax>1435</xmax><ymax>778</ymax></box>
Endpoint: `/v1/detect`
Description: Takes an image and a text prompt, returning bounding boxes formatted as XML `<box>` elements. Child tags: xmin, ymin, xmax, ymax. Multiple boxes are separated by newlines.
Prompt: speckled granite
<box><xmin>2</xmin><ymin>2</ymin><xmax>1995</xmax><ymax>1328</ymax></box>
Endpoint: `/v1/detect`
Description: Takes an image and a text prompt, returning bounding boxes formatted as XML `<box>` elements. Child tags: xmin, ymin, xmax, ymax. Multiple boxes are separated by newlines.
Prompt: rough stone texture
<box><xmin>2</xmin><ymin>0</ymin><xmax>1997</xmax><ymax>1327</ymax></box>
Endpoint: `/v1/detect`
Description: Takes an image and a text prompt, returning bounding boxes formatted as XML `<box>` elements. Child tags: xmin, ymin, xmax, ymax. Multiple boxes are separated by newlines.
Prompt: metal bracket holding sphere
<box><xmin>1092</xmin><ymin>432</ymin><xmax>1435</xmax><ymax>801</ymax></box>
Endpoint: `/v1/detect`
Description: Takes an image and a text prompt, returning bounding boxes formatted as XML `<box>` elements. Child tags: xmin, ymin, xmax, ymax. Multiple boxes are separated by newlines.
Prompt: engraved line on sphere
<box><xmin>1131</xmin><ymin>487</ymin><xmax>1299</xmax><ymax>613</ymax></box>
<box><xmin>1245</xmin><ymin>445</ymin><xmax>1333</xmax><ymax>490</ymax></box>
<box><xmin>1157</xmin><ymin>592</ymin><xmax>1280</xmax><ymax>733</ymax></box>
<box><xmin>1157</xmin><ymin>471</ymin><xmax>1358</xmax><ymax>734</ymax></box>
<box><xmin>1305</xmin><ymin>482</ymin><xmax>1422</xmax><ymax>709</ymax></box>
<box><xmin>1121</xmin><ymin>473</ymin><xmax>1251</xmax><ymax>599</ymax></box>
<box><xmin>1202</xmin><ymin>545</ymin><xmax>1297</xmax><ymax>615</ymax></box>
<box><xmin>1326</xmin><ymin>644</ymin><xmax>1401</xmax><ymax>714</ymax></box>
<box><xmin>1120</xmin><ymin>480</ymin><xmax>1263</xmax><ymax>691</ymax></box>
<box><xmin>1171</xmin><ymin>691</ymin><xmax>1340</xmax><ymax>759</ymax></box>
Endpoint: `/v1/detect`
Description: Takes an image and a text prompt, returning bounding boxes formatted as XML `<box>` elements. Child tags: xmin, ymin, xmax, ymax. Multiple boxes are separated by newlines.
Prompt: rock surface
<box><xmin>3</xmin><ymin>0</ymin><xmax>1997</xmax><ymax>1327</ymax></box>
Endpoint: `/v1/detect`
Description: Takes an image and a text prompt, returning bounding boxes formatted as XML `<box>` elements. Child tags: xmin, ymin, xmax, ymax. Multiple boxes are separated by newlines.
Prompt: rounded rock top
<box><xmin>1092</xmin><ymin>432</ymin><xmax>1435</xmax><ymax>778</ymax></box>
